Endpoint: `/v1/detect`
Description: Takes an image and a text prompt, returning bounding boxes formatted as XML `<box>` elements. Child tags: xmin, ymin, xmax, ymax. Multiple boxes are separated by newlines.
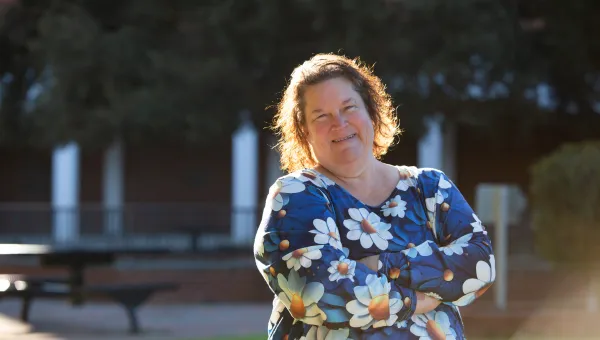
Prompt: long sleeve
<box><xmin>254</xmin><ymin>175</ymin><xmax>417</xmax><ymax>334</ymax></box>
<box><xmin>378</xmin><ymin>169</ymin><xmax>495</xmax><ymax>307</ymax></box>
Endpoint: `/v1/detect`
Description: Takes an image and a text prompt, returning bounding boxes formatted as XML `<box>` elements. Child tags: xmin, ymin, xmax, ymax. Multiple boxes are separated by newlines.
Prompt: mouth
<box><xmin>332</xmin><ymin>133</ymin><xmax>356</xmax><ymax>143</ymax></box>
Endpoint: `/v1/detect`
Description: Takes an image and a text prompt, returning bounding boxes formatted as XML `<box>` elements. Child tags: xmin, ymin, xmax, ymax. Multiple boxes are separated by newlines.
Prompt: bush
<box><xmin>529</xmin><ymin>140</ymin><xmax>600</xmax><ymax>268</ymax></box>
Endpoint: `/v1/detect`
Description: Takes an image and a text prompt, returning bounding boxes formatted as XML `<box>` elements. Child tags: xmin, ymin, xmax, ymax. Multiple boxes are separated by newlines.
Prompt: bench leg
<box><xmin>20</xmin><ymin>295</ymin><xmax>32</xmax><ymax>322</ymax></box>
<box><xmin>90</xmin><ymin>286</ymin><xmax>176</xmax><ymax>334</ymax></box>
<box><xmin>123</xmin><ymin>305</ymin><xmax>140</xmax><ymax>334</ymax></box>
<box><xmin>107</xmin><ymin>290</ymin><xmax>153</xmax><ymax>333</ymax></box>
<box><xmin>191</xmin><ymin>232</ymin><xmax>200</xmax><ymax>252</ymax></box>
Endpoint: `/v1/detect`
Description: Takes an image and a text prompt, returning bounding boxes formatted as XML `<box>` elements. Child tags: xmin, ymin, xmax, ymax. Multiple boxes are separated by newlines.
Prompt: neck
<box><xmin>317</xmin><ymin>157</ymin><xmax>381</xmax><ymax>188</ymax></box>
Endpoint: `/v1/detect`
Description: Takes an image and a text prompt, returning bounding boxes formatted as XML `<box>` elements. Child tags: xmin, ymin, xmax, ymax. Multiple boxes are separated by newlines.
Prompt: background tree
<box><xmin>530</xmin><ymin>141</ymin><xmax>600</xmax><ymax>311</ymax></box>
<box><xmin>0</xmin><ymin>0</ymin><xmax>598</xmax><ymax>149</ymax></box>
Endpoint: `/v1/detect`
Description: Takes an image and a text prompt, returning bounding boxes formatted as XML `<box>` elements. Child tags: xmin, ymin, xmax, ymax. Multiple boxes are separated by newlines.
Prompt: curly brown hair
<box><xmin>272</xmin><ymin>53</ymin><xmax>401</xmax><ymax>173</ymax></box>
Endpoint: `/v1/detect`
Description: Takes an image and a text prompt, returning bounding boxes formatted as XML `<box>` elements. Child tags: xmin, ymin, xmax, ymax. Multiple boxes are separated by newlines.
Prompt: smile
<box><xmin>332</xmin><ymin>133</ymin><xmax>356</xmax><ymax>143</ymax></box>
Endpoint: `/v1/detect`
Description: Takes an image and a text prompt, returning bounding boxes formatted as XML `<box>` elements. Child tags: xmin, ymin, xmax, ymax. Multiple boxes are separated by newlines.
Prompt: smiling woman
<box><xmin>255</xmin><ymin>54</ymin><xmax>495</xmax><ymax>340</ymax></box>
<box><xmin>273</xmin><ymin>54</ymin><xmax>399</xmax><ymax>175</ymax></box>
<box><xmin>303</xmin><ymin>77</ymin><xmax>375</xmax><ymax>173</ymax></box>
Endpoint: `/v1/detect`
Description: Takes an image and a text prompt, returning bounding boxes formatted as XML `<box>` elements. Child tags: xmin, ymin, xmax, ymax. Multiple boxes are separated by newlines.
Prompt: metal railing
<box><xmin>0</xmin><ymin>202</ymin><xmax>260</xmax><ymax>248</ymax></box>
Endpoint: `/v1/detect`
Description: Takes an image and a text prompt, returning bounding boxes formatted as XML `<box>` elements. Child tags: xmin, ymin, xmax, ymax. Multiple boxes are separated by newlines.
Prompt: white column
<box><xmin>492</xmin><ymin>186</ymin><xmax>509</xmax><ymax>311</ymax></box>
<box><xmin>418</xmin><ymin>114</ymin><xmax>444</xmax><ymax>170</ymax></box>
<box><xmin>265</xmin><ymin>134</ymin><xmax>284</xmax><ymax>193</ymax></box>
<box><xmin>231</xmin><ymin>112</ymin><xmax>259</xmax><ymax>245</ymax></box>
<box><xmin>52</xmin><ymin>142</ymin><xmax>80</xmax><ymax>243</ymax></box>
<box><xmin>442</xmin><ymin>120</ymin><xmax>457</xmax><ymax>181</ymax></box>
<box><xmin>103</xmin><ymin>139</ymin><xmax>124</xmax><ymax>236</ymax></box>
<box><xmin>418</xmin><ymin>114</ymin><xmax>457</xmax><ymax>181</ymax></box>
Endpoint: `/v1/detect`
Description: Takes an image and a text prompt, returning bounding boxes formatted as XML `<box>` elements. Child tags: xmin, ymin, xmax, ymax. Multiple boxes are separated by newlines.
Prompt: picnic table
<box><xmin>0</xmin><ymin>243</ymin><xmax>179</xmax><ymax>333</ymax></box>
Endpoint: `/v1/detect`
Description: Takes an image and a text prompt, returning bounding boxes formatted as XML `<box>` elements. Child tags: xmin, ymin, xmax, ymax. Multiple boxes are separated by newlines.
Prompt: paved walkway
<box><xmin>2</xmin><ymin>297</ymin><xmax>599</xmax><ymax>339</ymax></box>
<box><xmin>0</xmin><ymin>299</ymin><xmax>271</xmax><ymax>339</ymax></box>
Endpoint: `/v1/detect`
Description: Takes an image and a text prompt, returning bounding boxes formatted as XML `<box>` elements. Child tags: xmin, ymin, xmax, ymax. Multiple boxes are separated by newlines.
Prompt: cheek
<box><xmin>352</xmin><ymin>114</ymin><xmax>374</xmax><ymax>136</ymax></box>
<box><xmin>312</xmin><ymin>124</ymin><xmax>330</xmax><ymax>142</ymax></box>
<box><xmin>368</xmin><ymin>121</ymin><xmax>376</xmax><ymax>138</ymax></box>
<box><xmin>306</xmin><ymin>123</ymin><xmax>328</xmax><ymax>146</ymax></box>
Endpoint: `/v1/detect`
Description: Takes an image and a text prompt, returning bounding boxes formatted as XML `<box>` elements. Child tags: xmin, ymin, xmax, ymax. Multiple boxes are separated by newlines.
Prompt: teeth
<box><xmin>333</xmin><ymin>134</ymin><xmax>356</xmax><ymax>142</ymax></box>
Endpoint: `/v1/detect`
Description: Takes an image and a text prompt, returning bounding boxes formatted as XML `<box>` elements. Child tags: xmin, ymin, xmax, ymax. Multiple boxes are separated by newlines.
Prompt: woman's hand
<box><xmin>414</xmin><ymin>291</ymin><xmax>442</xmax><ymax>314</ymax></box>
<box><xmin>359</xmin><ymin>254</ymin><xmax>442</xmax><ymax>314</ymax></box>
<box><xmin>357</xmin><ymin>254</ymin><xmax>379</xmax><ymax>271</ymax></box>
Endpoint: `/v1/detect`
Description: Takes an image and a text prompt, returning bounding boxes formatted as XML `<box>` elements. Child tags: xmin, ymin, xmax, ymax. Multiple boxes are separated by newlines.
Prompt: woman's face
<box><xmin>303</xmin><ymin>77</ymin><xmax>374</xmax><ymax>169</ymax></box>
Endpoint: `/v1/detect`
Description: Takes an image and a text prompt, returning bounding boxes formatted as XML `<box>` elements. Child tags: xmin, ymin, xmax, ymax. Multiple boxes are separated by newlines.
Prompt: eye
<box><xmin>314</xmin><ymin>114</ymin><xmax>327</xmax><ymax>121</ymax></box>
<box><xmin>344</xmin><ymin>105</ymin><xmax>357</xmax><ymax>111</ymax></box>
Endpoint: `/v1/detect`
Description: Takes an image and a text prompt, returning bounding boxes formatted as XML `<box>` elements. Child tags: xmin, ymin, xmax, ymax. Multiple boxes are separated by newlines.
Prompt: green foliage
<box><xmin>529</xmin><ymin>141</ymin><xmax>600</xmax><ymax>267</ymax></box>
<box><xmin>0</xmin><ymin>0</ymin><xmax>599</xmax><ymax>148</ymax></box>
<box><xmin>20</xmin><ymin>1</ymin><xmax>245</xmax><ymax>148</ymax></box>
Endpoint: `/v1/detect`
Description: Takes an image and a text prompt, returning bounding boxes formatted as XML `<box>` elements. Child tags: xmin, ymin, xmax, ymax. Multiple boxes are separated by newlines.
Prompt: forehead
<box><xmin>303</xmin><ymin>77</ymin><xmax>361</xmax><ymax>109</ymax></box>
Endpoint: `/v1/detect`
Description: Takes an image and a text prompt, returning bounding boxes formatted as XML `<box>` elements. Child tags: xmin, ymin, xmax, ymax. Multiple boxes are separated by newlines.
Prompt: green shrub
<box><xmin>529</xmin><ymin>140</ymin><xmax>600</xmax><ymax>268</ymax></box>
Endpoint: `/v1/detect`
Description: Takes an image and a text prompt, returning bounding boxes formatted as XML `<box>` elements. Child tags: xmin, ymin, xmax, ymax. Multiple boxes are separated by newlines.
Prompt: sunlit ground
<box><xmin>2</xmin><ymin>269</ymin><xmax>599</xmax><ymax>340</ymax></box>
<box><xmin>194</xmin><ymin>336</ymin><xmax>592</xmax><ymax>340</ymax></box>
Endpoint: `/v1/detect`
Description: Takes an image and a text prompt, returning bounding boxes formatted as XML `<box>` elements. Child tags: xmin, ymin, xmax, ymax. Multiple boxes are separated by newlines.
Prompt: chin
<box><xmin>333</xmin><ymin>151</ymin><xmax>365</xmax><ymax>165</ymax></box>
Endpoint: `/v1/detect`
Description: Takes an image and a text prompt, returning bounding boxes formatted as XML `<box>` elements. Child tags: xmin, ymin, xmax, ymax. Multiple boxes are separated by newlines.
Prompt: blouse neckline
<box><xmin>309</xmin><ymin>165</ymin><xmax>409</xmax><ymax>210</ymax></box>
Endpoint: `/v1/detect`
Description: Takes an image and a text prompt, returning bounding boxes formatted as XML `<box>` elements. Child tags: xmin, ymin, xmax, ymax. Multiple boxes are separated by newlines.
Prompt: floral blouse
<box><xmin>254</xmin><ymin>166</ymin><xmax>495</xmax><ymax>340</ymax></box>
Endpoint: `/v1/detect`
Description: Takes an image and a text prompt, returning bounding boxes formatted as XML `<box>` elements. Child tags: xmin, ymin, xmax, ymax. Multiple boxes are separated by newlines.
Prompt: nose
<box><xmin>331</xmin><ymin>112</ymin><xmax>347</xmax><ymax>130</ymax></box>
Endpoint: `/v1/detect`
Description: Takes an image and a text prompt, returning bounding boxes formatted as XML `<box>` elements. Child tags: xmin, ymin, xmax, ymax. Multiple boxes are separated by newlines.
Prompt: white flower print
<box><xmin>424</xmin><ymin>292</ymin><xmax>443</xmax><ymax>301</ymax></box>
<box><xmin>440</xmin><ymin>233</ymin><xmax>472</xmax><ymax>256</ymax></box>
<box><xmin>438</xmin><ymin>176</ymin><xmax>452</xmax><ymax>189</ymax></box>
<box><xmin>453</xmin><ymin>255</ymin><xmax>496</xmax><ymax>307</ymax></box>
<box><xmin>254</xmin><ymin>226</ymin><xmax>267</xmax><ymax>258</ymax></box>
<box><xmin>310</xmin><ymin>217</ymin><xmax>343</xmax><ymax>250</ymax></box>
<box><xmin>269</xmin><ymin>297</ymin><xmax>286</xmax><ymax>326</ymax></box>
<box><xmin>396</xmin><ymin>178</ymin><xmax>417</xmax><ymax>191</ymax></box>
<box><xmin>343</xmin><ymin>208</ymin><xmax>393</xmax><ymax>250</ymax></box>
<box><xmin>470</xmin><ymin>213</ymin><xmax>484</xmax><ymax>233</ymax></box>
<box><xmin>255</xmin><ymin>239</ymin><xmax>265</xmax><ymax>257</ymax></box>
<box><xmin>318</xmin><ymin>189</ymin><xmax>332</xmax><ymax>206</ymax></box>
<box><xmin>402</xmin><ymin>241</ymin><xmax>434</xmax><ymax>258</ymax></box>
<box><xmin>397</xmin><ymin>320</ymin><xmax>408</xmax><ymax>329</ymax></box>
<box><xmin>277</xmin><ymin>270</ymin><xmax>325</xmax><ymax>325</ymax></box>
<box><xmin>346</xmin><ymin>275</ymin><xmax>403</xmax><ymax>330</ymax></box>
<box><xmin>328</xmin><ymin>256</ymin><xmax>356</xmax><ymax>282</ymax></box>
<box><xmin>259</xmin><ymin>268</ymin><xmax>269</xmax><ymax>283</ymax></box>
<box><xmin>396</xmin><ymin>167</ymin><xmax>418</xmax><ymax>191</ymax></box>
<box><xmin>381</xmin><ymin>195</ymin><xmax>407</xmax><ymax>218</ymax></box>
<box><xmin>282</xmin><ymin>245</ymin><xmax>324</xmax><ymax>271</ymax></box>
<box><xmin>300</xmin><ymin>325</ymin><xmax>350</xmax><ymax>340</ymax></box>
<box><xmin>425</xmin><ymin>190</ymin><xmax>445</xmax><ymax>213</ymax></box>
<box><xmin>295</xmin><ymin>170</ymin><xmax>336</xmax><ymax>188</ymax></box>
<box><xmin>410</xmin><ymin>311</ymin><xmax>457</xmax><ymax>340</ymax></box>
<box><xmin>270</xmin><ymin>178</ymin><xmax>306</xmax><ymax>211</ymax></box>
<box><xmin>321</xmin><ymin>176</ymin><xmax>336</xmax><ymax>186</ymax></box>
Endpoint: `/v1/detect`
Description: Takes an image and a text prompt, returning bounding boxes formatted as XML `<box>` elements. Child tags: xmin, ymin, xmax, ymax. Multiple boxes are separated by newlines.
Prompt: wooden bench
<box><xmin>0</xmin><ymin>275</ymin><xmax>179</xmax><ymax>333</ymax></box>
<box><xmin>85</xmin><ymin>282</ymin><xmax>179</xmax><ymax>333</ymax></box>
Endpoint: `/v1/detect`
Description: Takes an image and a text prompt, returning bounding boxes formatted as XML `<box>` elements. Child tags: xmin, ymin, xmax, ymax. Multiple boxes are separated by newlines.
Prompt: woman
<box><xmin>254</xmin><ymin>53</ymin><xmax>495</xmax><ymax>339</ymax></box>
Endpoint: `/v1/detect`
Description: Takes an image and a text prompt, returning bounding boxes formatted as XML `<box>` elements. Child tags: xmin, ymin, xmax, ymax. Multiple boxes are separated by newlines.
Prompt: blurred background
<box><xmin>0</xmin><ymin>0</ymin><xmax>599</xmax><ymax>339</ymax></box>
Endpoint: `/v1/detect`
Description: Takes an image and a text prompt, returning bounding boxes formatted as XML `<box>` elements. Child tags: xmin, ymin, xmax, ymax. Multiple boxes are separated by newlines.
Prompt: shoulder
<box><xmin>268</xmin><ymin>169</ymin><xmax>336</xmax><ymax>193</ymax></box>
<box><xmin>261</xmin><ymin>170</ymin><xmax>335</xmax><ymax>232</ymax></box>
<box><xmin>265</xmin><ymin>169</ymin><xmax>334</xmax><ymax>210</ymax></box>
<box><xmin>395</xmin><ymin>165</ymin><xmax>452</xmax><ymax>193</ymax></box>
<box><xmin>394</xmin><ymin>165</ymin><xmax>444</xmax><ymax>181</ymax></box>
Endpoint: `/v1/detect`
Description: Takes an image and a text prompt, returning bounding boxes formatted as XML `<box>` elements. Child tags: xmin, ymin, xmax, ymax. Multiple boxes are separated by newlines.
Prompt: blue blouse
<box><xmin>254</xmin><ymin>166</ymin><xmax>495</xmax><ymax>340</ymax></box>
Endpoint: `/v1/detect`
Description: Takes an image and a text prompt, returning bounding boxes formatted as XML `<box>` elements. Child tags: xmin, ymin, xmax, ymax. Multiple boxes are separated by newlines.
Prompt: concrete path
<box><xmin>0</xmin><ymin>299</ymin><xmax>271</xmax><ymax>339</ymax></box>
